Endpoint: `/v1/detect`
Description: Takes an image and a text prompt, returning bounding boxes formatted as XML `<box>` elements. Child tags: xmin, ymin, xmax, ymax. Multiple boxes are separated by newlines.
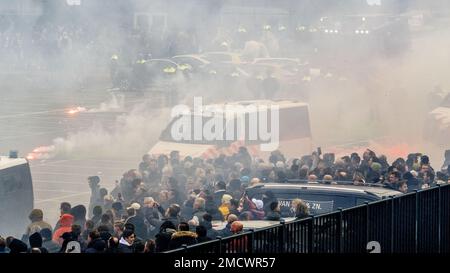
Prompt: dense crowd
<box><xmin>1</xmin><ymin>147</ymin><xmax>449</xmax><ymax>253</ymax></box>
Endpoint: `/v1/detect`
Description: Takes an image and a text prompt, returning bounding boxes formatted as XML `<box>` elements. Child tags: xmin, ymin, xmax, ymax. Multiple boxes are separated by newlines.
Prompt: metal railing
<box><xmin>165</xmin><ymin>184</ymin><xmax>450</xmax><ymax>253</ymax></box>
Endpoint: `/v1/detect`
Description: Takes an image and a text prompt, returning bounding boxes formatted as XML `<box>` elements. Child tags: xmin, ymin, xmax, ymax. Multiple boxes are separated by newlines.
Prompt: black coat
<box><xmin>155</xmin><ymin>229</ymin><xmax>176</xmax><ymax>252</ymax></box>
<box><xmin>265</xmin><ymin>211</ymin><xmax>282</xmax><ymax>221</ymax></box>
<box><xmin>168</xmin><ymin>231</ymin><xmax>198</xmax><ymax>250</ymax></box>
<box><xmin>117</xmin><ymin>243</ymin><xmax>134</xmax><ymax>253</ymax></box>
<box><xmin>125</xmin><ymin>214</ymin><xmax>148</xmax><ymax>239</ymax></box>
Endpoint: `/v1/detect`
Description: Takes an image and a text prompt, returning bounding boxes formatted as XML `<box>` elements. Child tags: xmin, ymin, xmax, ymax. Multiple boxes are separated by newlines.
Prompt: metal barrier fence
<box><xmin>165</xmin><ymin>184</ymin><xmax>450</xmax><ymax>254</ymax></box>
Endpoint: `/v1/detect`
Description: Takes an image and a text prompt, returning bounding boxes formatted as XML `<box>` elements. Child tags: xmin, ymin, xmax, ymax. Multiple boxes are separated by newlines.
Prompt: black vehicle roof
<box><xmin>247</xmin><ymin>182</ymin><xmax>402</xmax><ymax>199</ymax></box>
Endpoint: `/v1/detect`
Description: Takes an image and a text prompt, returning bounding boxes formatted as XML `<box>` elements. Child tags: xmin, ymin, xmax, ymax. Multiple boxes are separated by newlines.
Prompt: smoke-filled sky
<box><xmin>1</xmin><ymin>0</ymin><xmax>450</xmax><ymax>167</ymax></box>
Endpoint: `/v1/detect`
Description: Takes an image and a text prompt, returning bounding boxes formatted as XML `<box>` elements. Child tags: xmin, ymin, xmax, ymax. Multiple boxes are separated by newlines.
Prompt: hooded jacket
<box><xmin>53</xmin><ymin>214</ymin><xmax>74</xmax><ymax>244</ymax></box>
<box><xmin>117</xmin><ymin>237</ymin><xmax>134</xmax><ymax>253</ymax></box>
<box><xmin>155</xmin><ymin>228</ymin><xmax>176</xmax><ymax>252</ymax></box>
<box><xmin>168</xmin><ymin>231</ymin><xmax>198</xmax><ymax>250</ymax></box>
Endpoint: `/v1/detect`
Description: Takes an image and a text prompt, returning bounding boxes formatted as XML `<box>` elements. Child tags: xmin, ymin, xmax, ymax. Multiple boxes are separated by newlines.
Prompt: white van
<box><xmin>0</xmin><ymin>155</ymin><xmax>34</xmax><ymax>237</ymax></box>
<box><xmin>148</xmin><ymin>100</ymin><xmax>313</xmax><ymax>160</ymax></box>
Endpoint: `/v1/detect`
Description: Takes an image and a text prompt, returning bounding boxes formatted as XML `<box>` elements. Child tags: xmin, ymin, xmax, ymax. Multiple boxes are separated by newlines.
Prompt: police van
<box><xmin>245</xmin><ymin>182</ymin><xmax>403</xmax><ymax>216</ymax></box>
<box><xmin>0</xmin><ymin>154</ymin><xmax>34</xmax><ymax>237</ymax></box>
<box><xmin>148</xmin><ymin>99</ymin><xmax>313</xmax><ymax>160</ymax></box>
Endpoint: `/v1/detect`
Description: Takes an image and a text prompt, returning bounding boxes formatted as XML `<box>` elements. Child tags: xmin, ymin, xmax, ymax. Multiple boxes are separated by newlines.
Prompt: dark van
<box><xmin>246</xmin><ymin>182</ymin><xmax>402</xmax><ymax>216</ymax></box>
<box><xmin>0</xmin><ymin>156</ymin><xmax>34</xmax><ymax>237</ymax></box>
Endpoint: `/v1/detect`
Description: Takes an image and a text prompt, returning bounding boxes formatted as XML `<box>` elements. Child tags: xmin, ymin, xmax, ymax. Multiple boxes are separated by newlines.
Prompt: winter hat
<box><xmin>252</xmin><ymin>199</ymin><xmax>264</xmax><ymax>210</ymax></box>
<box><xmin>8</xmin><ymin>239</ymin><xmax>28</xmax><ymax>253</ymax></box>
<box><xmin>29</xmin><ymin>232</ymin><xmax>43</xmax><ymax>248</ymax></box>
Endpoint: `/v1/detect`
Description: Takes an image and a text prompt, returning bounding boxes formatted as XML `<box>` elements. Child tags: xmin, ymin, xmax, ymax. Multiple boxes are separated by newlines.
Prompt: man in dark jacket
<box><xmin>125</xmin><ymin>204</ymin><xmax>148</xmax><ymax>240</ymax></box>
<box><xmin>168</xmin><ymin>222</ymin><xmax>198</xmax><ymax>250</ymax></box>
<box><xmin>213</xmin><ymin>181</ymin><xmax>228</xmax><ymax>208</ymax></box>
<box><xmin>218</xmin><ymin>214</ymin><xmax>238</xmax><ymax>237</ymax></box>
<box><xmin>265</xmin><ymin>201</ymin><xmax>282</xmax><ymax>221</ymax></box>
<box><xmin>29</xmin><ymin>232</ymin><xmax>48</xmax><ymax>253</ymax></box>
<box><xmin>117</xmin><ymin>230</ymin><xmax>135</xmax><ymax>253</ymax></box>
<box><xmin>40</xmin><ymin>228</ymin><xmax>60</xmax><ymax>253</ymax></box>
<box><xmin>155</xmin><ymin>221</ymin><xmax>177</xmax><ymax>252</ymax></box>
<box><xmin>202</xmin><ymin>214</ymin><xmax>219</xmax><ymax>239</ymax></box>
<box><xmin>196</xmin><ymin>225</ymin><xmax>211</xmax><ymax>243</ymax></box>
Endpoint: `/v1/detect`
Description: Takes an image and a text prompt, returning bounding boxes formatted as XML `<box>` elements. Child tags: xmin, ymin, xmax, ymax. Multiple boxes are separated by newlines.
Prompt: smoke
<box><xmin>4</xmin><ymin>1</ymin><xmax>450</xmax><ymax>167</ymax></box>
<box><xmin>30</xmin><ymin>97</ymin><xmax>172</xmax><ymax>160</ymax></box>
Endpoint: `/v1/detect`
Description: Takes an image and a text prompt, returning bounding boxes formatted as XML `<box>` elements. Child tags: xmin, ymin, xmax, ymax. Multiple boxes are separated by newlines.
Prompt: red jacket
<box><xmin>53</xmin><ymin>214</ymin><xmax>74</xmax><ymax>245</ymax></box>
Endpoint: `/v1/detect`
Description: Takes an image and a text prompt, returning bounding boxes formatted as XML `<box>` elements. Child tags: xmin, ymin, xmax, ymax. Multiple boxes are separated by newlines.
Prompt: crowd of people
<box><xmin>1</xmin><ymin>147</ymin><xmax>449</xmax><ymax>254</ymax></box>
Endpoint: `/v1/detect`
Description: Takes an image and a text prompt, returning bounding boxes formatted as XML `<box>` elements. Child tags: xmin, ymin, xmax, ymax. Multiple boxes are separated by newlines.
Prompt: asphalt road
<box><xmin>0</xmin><ymin>76</ymin><xmax>167</xmax><ymax>227</ymax></box>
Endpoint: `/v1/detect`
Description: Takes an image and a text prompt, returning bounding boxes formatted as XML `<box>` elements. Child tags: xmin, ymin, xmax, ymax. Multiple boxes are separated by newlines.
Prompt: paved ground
<box><xmin>0</xmin><ymin>75</ymin><xmax>166</xmax><ymax>226</ymax></box>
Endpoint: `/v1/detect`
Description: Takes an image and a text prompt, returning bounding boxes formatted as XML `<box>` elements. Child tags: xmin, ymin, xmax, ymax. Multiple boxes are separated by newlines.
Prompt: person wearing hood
<box><xmin>70</xmin><ymin>205</ymin><xmax>87</xmax><ymax>232</ymax></box>
<box><xmin>117</xmin><ymin>229</ymin><xmax>135</xmax><ymax>253</ymax></box>
<box><xmin>28</xmin><ymin>232</ymin><xmax>48</xmax><ymax>253</ymax></box>
<box><xmin>168</xmin><ymin>222</ymin><xmax>198</xmax><ymax>250</ymax></box>
<box><xmin>155</xmin><ymin>220</ymin><xmax>177</xmax><ymax>252</ymax></box>
<box><xmin>25</xmin><ymin>209</ymin><xmax>52</xmax><ymax>239</ymax></box>
<box><xmin>7</xmin><ymin>238</ymin><xmax>28</xmax><ymax>253</ymax></box>
<box><xmin>40</xmin><ymin>228</ymin><xmax>60</xmax><ymax>253</ymax></box>
<box><xmin>53</xmin><ymin>214</ymin><xmax>74</xmax><ymax>245</ymax></box>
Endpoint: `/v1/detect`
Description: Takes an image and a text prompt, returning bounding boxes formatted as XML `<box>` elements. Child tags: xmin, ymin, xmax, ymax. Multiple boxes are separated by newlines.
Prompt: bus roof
<box><xmin>0</xmin><ymin>156</ymin><xmax>28</xmax><ymax>171</ymax></box>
